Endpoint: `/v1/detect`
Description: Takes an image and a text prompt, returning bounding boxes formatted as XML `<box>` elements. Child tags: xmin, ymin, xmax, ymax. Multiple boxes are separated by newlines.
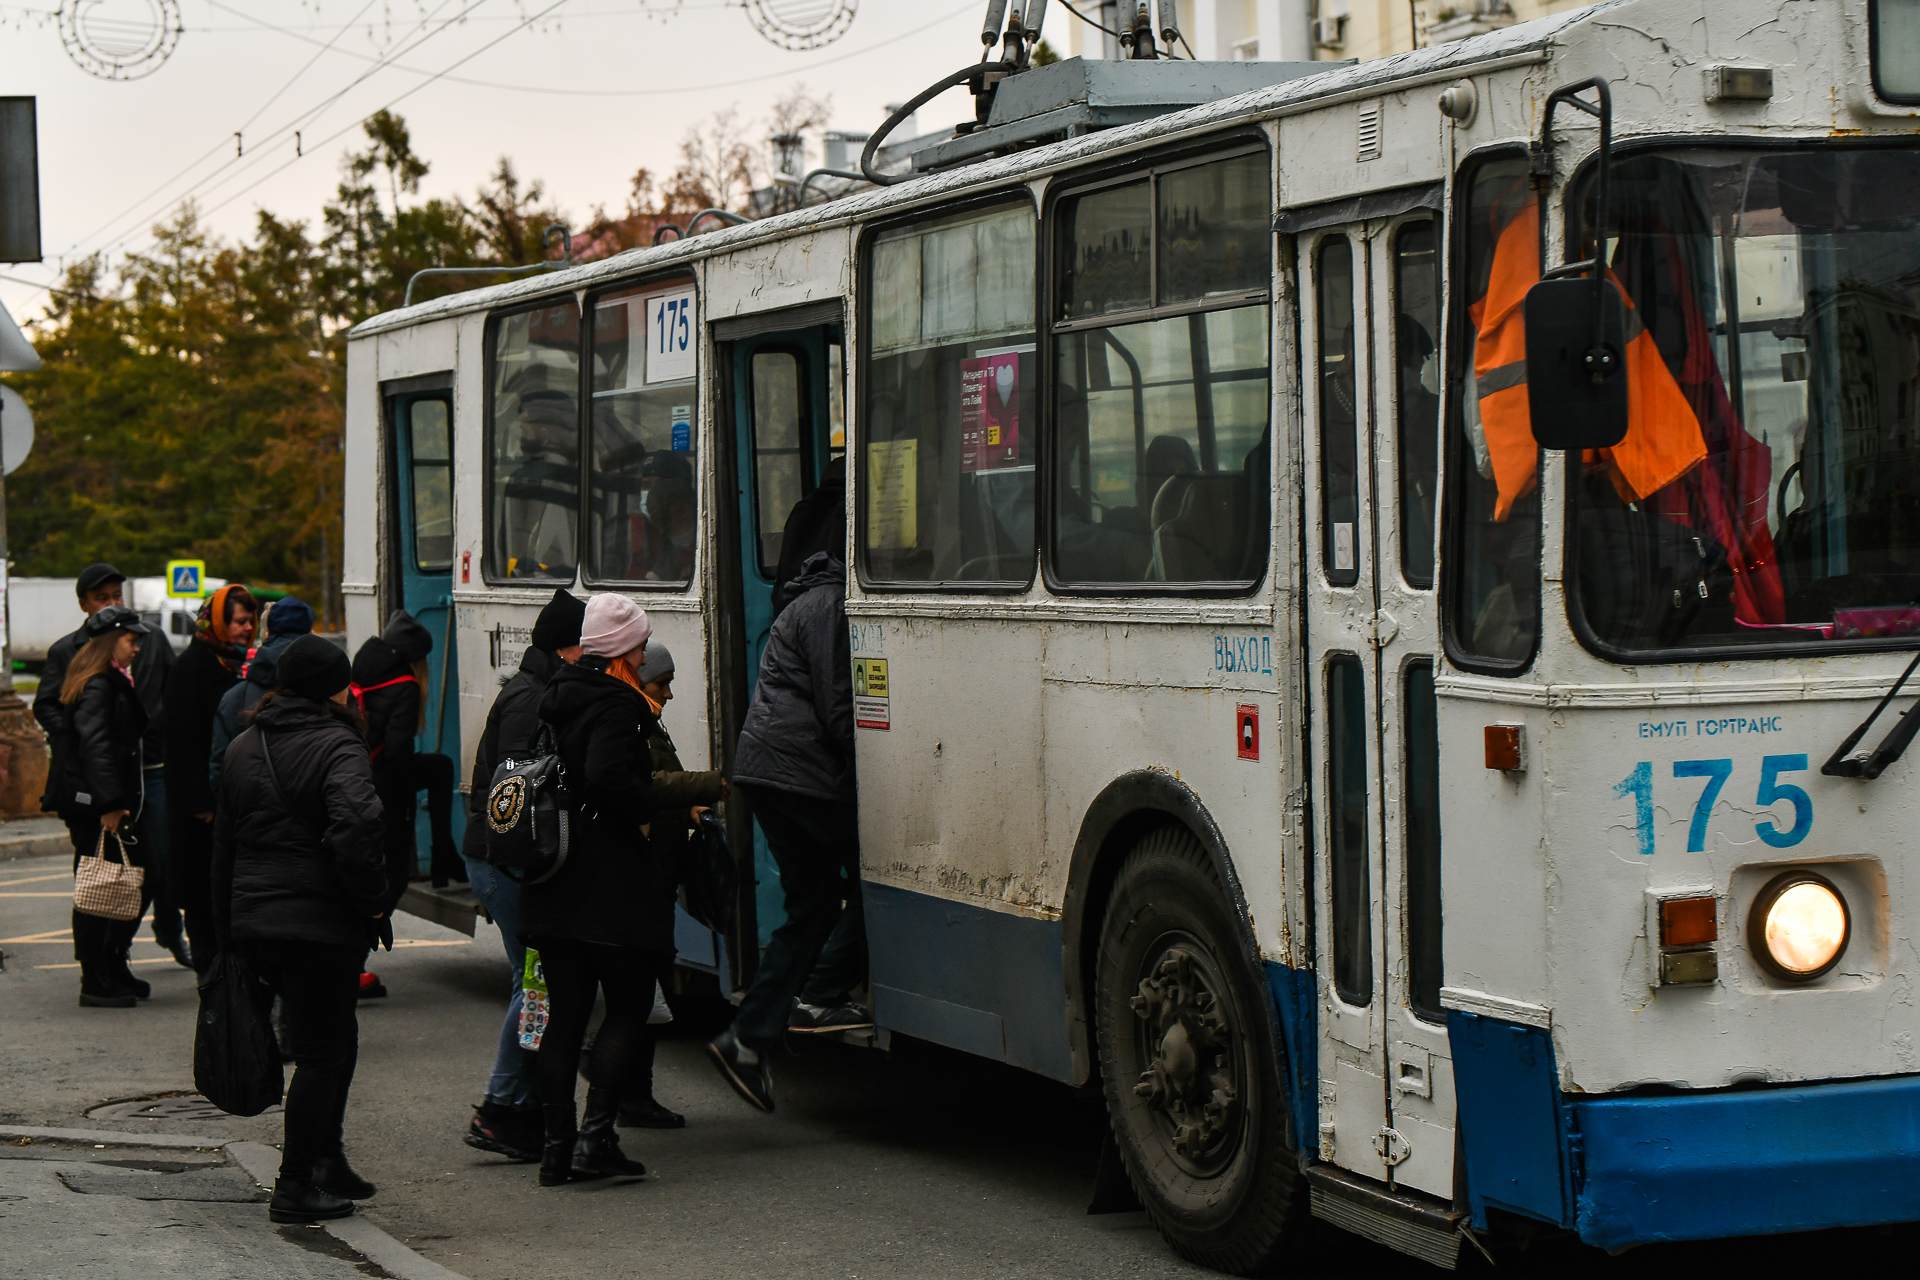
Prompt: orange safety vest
<box><xmin>1470</xmin><ymin>203</ymin><xmax>1707</xmax><ymax>521</ymax></box>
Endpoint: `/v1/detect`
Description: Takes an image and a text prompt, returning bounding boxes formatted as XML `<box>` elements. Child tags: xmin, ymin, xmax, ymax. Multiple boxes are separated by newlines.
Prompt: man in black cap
<box><xmin>35</xmin><ymin>563</ymin><xmax>186</xmax><ymax>967</ymax></box>
<box><xmin>460</xmin><ymin>587</ymin><xmax>585</xmax><ymax>1163</ymax></box>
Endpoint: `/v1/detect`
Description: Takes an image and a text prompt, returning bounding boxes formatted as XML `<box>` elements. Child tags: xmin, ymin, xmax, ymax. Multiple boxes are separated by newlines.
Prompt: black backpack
<box><xmin>481</xmin><ymin>724</ymin><xmax>571</xmax><ymax>883</ymax></box>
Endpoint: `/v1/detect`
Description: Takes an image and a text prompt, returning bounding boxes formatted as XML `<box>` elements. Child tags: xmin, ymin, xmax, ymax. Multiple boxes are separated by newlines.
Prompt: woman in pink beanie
<box><xmin>520</xmin><ymin>591</ymin><xmax>674</xmax><ymax>1186</ymax></box>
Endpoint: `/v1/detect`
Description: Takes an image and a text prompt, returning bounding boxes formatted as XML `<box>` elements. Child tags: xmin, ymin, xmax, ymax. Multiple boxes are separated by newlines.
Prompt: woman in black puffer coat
<box><xmin>211</xmin><ymin>635</ymin><xmax>387</xmax><ymax>1227</ymax></box>
<box><xmin>522</xmin><ymin>592</ymin><xmax>674</xmax><ymax>1187</ymax></box>
<box><xmin>54</xmin><ymin>605</ymin><xmax>155</xmax><ymax>1008</ymax></box>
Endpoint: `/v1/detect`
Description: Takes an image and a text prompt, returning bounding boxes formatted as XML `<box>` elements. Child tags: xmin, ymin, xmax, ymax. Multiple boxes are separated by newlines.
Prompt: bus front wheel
<box><xmin>1094</xmin><ymin>825</ymin><xmax>1306</xmax><ymax>1274</ymax></box>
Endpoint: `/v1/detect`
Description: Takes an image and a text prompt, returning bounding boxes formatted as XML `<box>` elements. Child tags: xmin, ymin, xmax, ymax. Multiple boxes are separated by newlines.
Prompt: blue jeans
<box><xmin>733</xmin><ymin>783</ymin><xmax>866</xmax><ymax>1051</ymax></box>
<box><xmin>464</xmin><ymin>855</ymin><xmax>538</xmax><ymax>1108</ymax></box>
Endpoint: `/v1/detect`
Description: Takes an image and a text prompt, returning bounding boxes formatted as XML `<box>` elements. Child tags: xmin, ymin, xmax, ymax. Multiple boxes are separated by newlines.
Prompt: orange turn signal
<box><xmin>1660</xmin><ymin>895</ymin><xmax>1718</xmax><ymax>947</ymax></box>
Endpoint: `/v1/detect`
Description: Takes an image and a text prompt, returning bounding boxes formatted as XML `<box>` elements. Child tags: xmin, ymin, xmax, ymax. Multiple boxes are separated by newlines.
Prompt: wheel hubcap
<box><xmin>1129</xmin><ymin>942</ymin><xmax>1242</xmax><ymax>1176</ymax></box>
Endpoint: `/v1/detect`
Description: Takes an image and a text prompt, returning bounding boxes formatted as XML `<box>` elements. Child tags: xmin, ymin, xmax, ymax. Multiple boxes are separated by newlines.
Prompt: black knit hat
<box><xmin>277</xmin><ymin>634</ymin><xmax>352</xmax><ymax>701</ymax></box>
<box><xmin>530</xmin><ymin>588</ymin><xmax>587</xmax><ymax>653</ymax></box>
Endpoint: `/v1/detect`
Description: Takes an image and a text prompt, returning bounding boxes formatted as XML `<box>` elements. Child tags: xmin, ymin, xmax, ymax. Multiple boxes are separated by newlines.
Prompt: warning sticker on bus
<box><xmin>855</xmin><ymin>658</ymin><xmax>890</xmax><ymax>730</ymax></box>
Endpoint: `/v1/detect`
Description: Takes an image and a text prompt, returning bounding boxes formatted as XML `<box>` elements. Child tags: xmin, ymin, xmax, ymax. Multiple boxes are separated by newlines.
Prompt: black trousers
<box><xmin>732</xmin><ymin>783</ymin><xmax>867</xmax><ymax>1051</ymax></box>
<box><xmin>374</xmin><ymin>752</ymin><xmax>458</xmax><ymax>905</ymax></box>
<box><xmin>244</xmin><ymin>939</ymin><xmax>366</xmax><ymax>1180</ymax></box>
<box><xmin>168</xmin><ymin>799</ymin><xmax>218</xmax><ymax>973</ymax></box>
<box><xmin>63</xmin><ymin>808</ymin><xmax>149</xmax><ymax>989</ymax></box>
<box><xmin>530</xmin><ymin>938</ymin><xmax>674</xmax><ymax>1111</ymax></box>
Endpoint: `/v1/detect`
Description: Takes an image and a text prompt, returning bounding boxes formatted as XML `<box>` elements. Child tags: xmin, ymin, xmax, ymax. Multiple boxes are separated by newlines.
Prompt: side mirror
<box><xmin>1523</xmin><ymin>275</ymin><xmax>1628</xmax><ymax>450</ymax></box>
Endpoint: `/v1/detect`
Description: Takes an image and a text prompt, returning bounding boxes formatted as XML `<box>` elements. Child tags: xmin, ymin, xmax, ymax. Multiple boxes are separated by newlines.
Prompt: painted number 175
<box><xmin>1613</xmin><ymin>755</ymin><xmax>1813</xmax><ymax>857</ymax></box>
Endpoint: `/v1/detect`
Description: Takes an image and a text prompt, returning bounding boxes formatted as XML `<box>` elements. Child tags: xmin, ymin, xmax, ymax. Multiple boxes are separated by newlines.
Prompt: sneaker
<box><xmin>706</xmin><ymin>1028</ymin><xmax>775</xmax><ymax>1113</ymax></box>
<box><xmin>788</xmin><ymin>1000</ymin><xmax>875</xmax><ymax>1034</ymax></box>
<box><xmin>465</xmin><ymin>1102</ymin><xmax>541</xmax><ymax>1162</ymax></box>
<box><xmin>357</xmin><ymin>972</ymin><xmax>388</xmax><ymax>1000</ymax></box>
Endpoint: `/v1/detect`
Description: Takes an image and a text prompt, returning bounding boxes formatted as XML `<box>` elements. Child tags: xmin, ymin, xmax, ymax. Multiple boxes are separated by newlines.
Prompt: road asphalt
<box><xmin>10</xmin><ymin>844</ymin><xmax>1920</xmax><ymax>1280</ymax></box>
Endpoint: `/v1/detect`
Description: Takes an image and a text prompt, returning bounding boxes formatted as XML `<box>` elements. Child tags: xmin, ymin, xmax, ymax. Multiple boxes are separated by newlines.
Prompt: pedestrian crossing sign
<box><xmin>166</xmin><ymin>559</ymin><xmax>206</xmax><ymax>598</ymax></box>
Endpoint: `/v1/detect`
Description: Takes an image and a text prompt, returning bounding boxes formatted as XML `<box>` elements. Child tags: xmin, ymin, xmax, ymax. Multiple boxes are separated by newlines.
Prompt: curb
<box><xmin>0</xmin><ymin>1125</ymin><xmax>471</xmax><ymax>1280</ymax></box>
<box><xmin>0</xmin><ymin>832</ymin><xmax>71</xmax><ymax>863</ymax></box>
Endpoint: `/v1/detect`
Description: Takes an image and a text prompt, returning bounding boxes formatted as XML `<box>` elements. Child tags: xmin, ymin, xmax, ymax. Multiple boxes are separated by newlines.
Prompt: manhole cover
<box><xmin>86</xmin><ymin>1094</ymin><xmax>279</xmax><ymax>1122</ymax></box>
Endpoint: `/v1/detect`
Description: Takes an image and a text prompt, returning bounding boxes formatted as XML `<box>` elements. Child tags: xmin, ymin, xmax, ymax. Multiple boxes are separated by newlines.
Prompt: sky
<box><xmin>0</xmin><ymin>0</ymin><xmax>1093</xmax><ymax>323</ymax></box>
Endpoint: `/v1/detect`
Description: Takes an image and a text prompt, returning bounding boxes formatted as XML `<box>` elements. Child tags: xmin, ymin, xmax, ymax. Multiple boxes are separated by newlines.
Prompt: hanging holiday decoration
<box><xmin>58</xmin><ymin>0</ymin><xmax>183</xmax><ymax>81</ymax></box>
<box><xmin>742</xmin><ymin>0</ymin><xmax>856</xmax><ymax>51</ymax></box>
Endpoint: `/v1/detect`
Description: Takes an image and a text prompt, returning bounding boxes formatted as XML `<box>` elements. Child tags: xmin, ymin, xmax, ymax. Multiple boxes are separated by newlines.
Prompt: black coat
<box><xmin>209</xmin><ymin>631</ymin><xmax>301</xmax><ymax>789</ymax></box>
<box><xmin>459</xmin><ymin>645</ymin><xmax>561</xmax><ymax>860</ymax></box>
<box><xmin>163</xmin><ymin>639</ymin><xmax>240</xmax><ymax>817</ymax></box>
<box><xmin>350</xmin><ymin>636</ymin><xmax>419</xmax><ymax>769</ymax></box>
<box><xmin>55</xmin><ymin>668</ymin><xmax>147</xmax><ymax>816</ymax></box>
<box><xmin>519</xmin><ymin>659</ymin><xmax>673</xmax><ymax>951</ymax></box>
<box><xmin>734</xmin><ymin>553</ymin><xmax>855</xmax><ymax>801</ymax></box>
<box><xmin>37</xmin><ymin>624</ymin><xmax>173</xmax><ymax>768</ymax></box>
<box><xmin>211</xmin><ymin>694</ymin><xmax>387</xmax><ymax>949</ymax></box>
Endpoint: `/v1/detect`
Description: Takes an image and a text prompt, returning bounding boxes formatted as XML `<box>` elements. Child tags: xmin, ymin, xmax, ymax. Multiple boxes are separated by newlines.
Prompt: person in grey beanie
<box><xmin>210</xmin><ymin>596</ymin><xmax>316</xmax><ymax>788</ymax></box>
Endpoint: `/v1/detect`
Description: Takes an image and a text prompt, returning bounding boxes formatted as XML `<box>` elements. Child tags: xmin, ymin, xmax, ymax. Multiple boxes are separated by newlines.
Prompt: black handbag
<box><xmin>192</xmin><ymin>950</ymin><xmax>283</xmax><ymax>1117</ymax></box>
<box><xmin>681</xmin><ymin>808</ymin><xmax>738</xmax><ymax>933</ymax></box>
<box><xmin>480</xmin><ymin>724</ymin><xmax>571</xmax><ymax>884</ymax></box>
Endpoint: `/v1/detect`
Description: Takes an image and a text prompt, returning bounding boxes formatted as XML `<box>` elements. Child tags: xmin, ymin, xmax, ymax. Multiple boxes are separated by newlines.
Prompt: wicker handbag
<box><xmin>73</xmin><ymin>828</ymin><xmax>144</xmax><ymax>922</ymax></box>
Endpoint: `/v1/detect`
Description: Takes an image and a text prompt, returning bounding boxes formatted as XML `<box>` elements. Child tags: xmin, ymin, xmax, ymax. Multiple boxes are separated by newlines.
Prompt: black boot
<box><xmin>113</xmin><ymin>960</ymin><xmax>151</xmax><ymax>1000</ymax></box>
<box><xmin>540</xmin><ymin>1103</ymin><xmax>596</xmax><ymax>1186</ymax></box>
<box><xmin>572</xmin><ymin>1088</ymin><xmax>646</xmax><ymax>1178</ymax></box>
<box><xmin>311</xmin><ymin>1154</ymin><xmax>376</xmax><ymax>1200</ymax></box>
<box><xmin>617</xmin><ymin>1095</ymin><xmax>686</xmax><ymax>1130</ymax></box>
<box><xmin>268</xmin><ymin>1177</ymin><xmax>355</xmax><ymax>1224</ymax></box>
<box><xmin>77</xmin><ymin>964</ymin><xmax>135</xmax><ymax>1008</ymax></box>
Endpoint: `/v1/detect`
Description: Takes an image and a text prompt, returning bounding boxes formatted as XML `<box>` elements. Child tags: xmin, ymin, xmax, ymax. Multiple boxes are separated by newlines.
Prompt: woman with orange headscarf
<box><xmin>163</xmin><ymin>582</ymin><xmax>258</xmax><ymax>971</ymax></box>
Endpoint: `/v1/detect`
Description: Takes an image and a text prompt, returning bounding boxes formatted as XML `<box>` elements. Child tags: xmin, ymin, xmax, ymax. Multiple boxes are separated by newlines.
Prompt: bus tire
<box><xmin>1094</xmin><ymin>825</ymin><xmax>1306</xmax><ymax>1274</ymax></box>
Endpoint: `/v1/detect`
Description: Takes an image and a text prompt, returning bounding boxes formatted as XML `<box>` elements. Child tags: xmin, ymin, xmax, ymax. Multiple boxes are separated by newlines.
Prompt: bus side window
<box><xmin>862</xmin><ymin>202</ymin><xmax>1038</xmax><ymax>585</ymax></box>
<box><xmin>486</xmin><ymin>301</ymin><xmax>582</xmax><ymax>582</ymax></box>
<box><xmin>1317</xmin><ymin>235</ymin><xmax>1360</xmax><ymax>587</ymax></box>
<box><xmin>586</xmin><ymin>286</ymin><xmax>699</xmax><ymax>587</ymax></box>
<box><xmin>1394</xmin><ymin>220</ymin><xmax>1441</xmax><ymax>588</ymax></box>
<box><xmin>407</xmin><ymin>397</ymin><xmax>454</xmax><ymax>572</ymax></box>
<box><xmin>1327</xmin><ymin>653</ymin><xmax>1373</xmax><ymax>1006</ymax></box>
<box><xmin>1404</xmin><ymin>659</ymin><xmax>1443</xmax><ymax>1022</ymax></box>
<box><xmin>751</xmin><ymin>350</ymin><xmax>809</xmax><ymax>576</ymax></box>
<box><xmin>1051</xmin><ymin>149</ymin><xmax>1272</xmax><ymax>588</ymax></box>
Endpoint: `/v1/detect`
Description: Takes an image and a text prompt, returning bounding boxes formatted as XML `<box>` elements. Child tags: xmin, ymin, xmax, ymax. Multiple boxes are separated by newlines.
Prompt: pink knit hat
<box><xmin>580</xmin><ymin>593</ymin><xmax>651</xmax><ymax>659</ymax></box>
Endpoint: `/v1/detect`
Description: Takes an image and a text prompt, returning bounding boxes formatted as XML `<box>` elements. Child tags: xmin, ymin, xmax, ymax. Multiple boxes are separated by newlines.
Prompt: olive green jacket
<box><xmin>649</xmin><ymin>721</ymin><xmax>724</xmax><ymax>836</ymax></box>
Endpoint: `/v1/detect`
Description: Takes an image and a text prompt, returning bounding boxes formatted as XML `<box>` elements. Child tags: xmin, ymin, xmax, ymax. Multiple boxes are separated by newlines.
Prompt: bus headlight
<box><xmin>1748</xmin><ymin>871</ymin><xmax>1850</xmax><ymax>982</ymax></box>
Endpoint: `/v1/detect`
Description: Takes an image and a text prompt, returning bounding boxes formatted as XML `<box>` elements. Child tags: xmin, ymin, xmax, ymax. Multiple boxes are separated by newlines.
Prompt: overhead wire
<box><xmin>83</xmin><ymin>0</ymin><xmax>491</xmax><ymax>257</ymax></box>
<box><xmin>181</xmin><ymin>0</ymin><xmax>581</xmax><ymax>234</ymax></box>
<box><xmin>68</xmin><ymin>0</ymin><xmax>384</xmax><ymax>255</ymax></box>
<box><xmin>211</xmin><ymin>0</ymin><xmax>979</xmax><ymax>98</ymax></box>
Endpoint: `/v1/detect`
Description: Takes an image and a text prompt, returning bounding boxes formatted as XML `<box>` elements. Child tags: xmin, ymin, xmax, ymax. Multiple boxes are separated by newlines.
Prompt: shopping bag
<box><xmin>73</xmin><ymin>828</ymin><xmax>144</xmax><ymax>922</ymax></box>
<box><xmin>518</xmin><ymin>948</ymin><xmax>550</xmax><ymax>1050</ymax></box>
<box><xmin>192</xmin><ymin>951</ymin><xmax>284</xmax><ymax>1117</ymax></box>
<box><xmin>681</xmin><ymin>810</ymin><xmax>738</xmax><ymax>933</ymax></box>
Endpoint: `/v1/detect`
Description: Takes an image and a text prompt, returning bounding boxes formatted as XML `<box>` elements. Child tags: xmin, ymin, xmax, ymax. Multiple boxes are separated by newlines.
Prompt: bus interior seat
<box><xmin>1149</xmin><ymin>474</ymin><xmax>1249</xmax><ymax>582</ymax></box>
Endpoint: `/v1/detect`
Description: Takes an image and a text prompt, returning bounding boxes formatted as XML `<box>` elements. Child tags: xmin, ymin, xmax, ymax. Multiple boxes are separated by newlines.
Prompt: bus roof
<box><xmin>349</xmin><ymin>1</ymin><xmax>1606</xmax><ymax>340</ymax></box>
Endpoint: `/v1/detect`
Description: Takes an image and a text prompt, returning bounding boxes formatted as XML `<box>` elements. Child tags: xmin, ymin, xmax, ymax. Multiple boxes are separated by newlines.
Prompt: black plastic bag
<box><xmin>681</xmin><ymin>809</ymin><xmax>738</xmax><ymax>934</ymax></box>
<box><xmin>193</xmin><ymin>951</ymin><xmax>284</xmax><ymax>1117</ymax></box>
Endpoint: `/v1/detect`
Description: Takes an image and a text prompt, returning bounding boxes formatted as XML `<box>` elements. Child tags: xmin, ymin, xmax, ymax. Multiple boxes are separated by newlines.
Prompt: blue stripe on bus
<box><xmin>864</xmin><ymin>881</ymin><xmax>1073</xmax><ymax>1081</ymax></box>
<box><xmin>1572</xmin><ymin>1074</ymin><xmax>1920</xmax><ymax>1250</ymax></box>
<box><xmin>1449</xmin><ymin>1009</ymin><xmax>1920</xmax><ymax>1248</ymax></box>
<box><xmin>1263</xmin><ymin>962</ymin><xmax>1318</xmax><ymax>1157</ymax></box>
<box><xmin>1447</xmin><ymin>1012</ymin><xmax>1574</xmax><ymax>1230</ymax></box>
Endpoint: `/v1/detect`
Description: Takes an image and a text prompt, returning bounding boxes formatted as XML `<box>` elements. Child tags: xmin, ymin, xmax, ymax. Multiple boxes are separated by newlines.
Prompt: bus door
<box><xmin>721</xmin><ymin>314</ymin><xmax>845</xmax><ymax>949</ymax></box>
<box><xmin>1300</xmin><ymin>214</ymin><xmax>1453</xmax><ymax>1200</ymax></box>
<box><xmin>385</xmin><ymin>380</ymin><xmax>464</xmax><ymax>860</ymax></box>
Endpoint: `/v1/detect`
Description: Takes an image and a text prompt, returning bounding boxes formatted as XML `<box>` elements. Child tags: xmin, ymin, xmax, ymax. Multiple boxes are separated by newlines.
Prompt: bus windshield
<box><xmin>1564</xmin><ymin>147</ymin><xmax>1920</xmax><ymax>654</ymax></box>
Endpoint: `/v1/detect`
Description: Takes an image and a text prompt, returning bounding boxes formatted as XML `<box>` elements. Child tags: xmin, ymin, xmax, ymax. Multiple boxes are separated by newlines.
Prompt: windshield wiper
<box><xmin>1822</xmin><ymin>649</ymin><xmax>1920</xmax><ymax>780</ymax></box>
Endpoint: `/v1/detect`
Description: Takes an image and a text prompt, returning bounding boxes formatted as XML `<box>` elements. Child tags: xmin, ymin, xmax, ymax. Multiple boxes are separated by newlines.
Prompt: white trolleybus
<box><xmin>342</xmin><ymin>0</ymin><xmax>1920</xmax><ymax>1268</ymax></box>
